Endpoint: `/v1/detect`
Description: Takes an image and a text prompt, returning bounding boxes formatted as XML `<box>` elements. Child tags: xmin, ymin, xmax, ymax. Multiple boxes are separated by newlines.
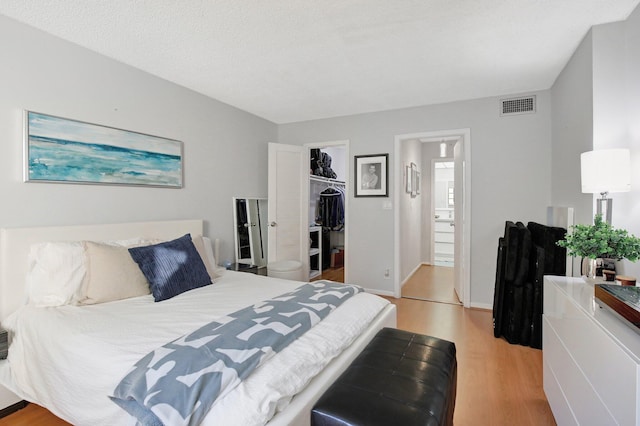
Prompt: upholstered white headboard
<box><xmin>0</xmin><ymin>219</ymin><xmax>204</xmax><ymax>322</ymax></box>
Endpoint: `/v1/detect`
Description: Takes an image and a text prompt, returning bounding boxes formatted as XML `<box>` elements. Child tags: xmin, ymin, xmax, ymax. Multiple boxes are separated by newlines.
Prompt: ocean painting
<box><xmin>25</xmin><ymin>111</ymin><xmax>183</xmax><ymax>187</ymax></box>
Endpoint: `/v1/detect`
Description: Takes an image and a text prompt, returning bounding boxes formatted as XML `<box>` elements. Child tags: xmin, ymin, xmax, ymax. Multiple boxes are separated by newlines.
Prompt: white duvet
<box><xmin>1</xmin><ymin>271</ymin><xmax>388</xmax><ymax>425</ymax></box>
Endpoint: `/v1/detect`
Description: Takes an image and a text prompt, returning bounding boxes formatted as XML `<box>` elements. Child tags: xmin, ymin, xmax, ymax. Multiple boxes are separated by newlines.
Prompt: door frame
<box><xmin>304</xmin><ymin>140</ymin><xmax>350</xmax><ymax>283</ymax></box>
<box><xmin>393</xmin><ymin>129</ymin><xmax>471</xmax><ymax>307</ymax></box>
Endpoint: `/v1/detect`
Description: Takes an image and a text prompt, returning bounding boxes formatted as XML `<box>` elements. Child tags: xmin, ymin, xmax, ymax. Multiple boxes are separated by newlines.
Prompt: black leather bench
<box><xmin>311</xmin><ymin>327</ymin><xmax>457</xmax><ymax>426</ymax></box>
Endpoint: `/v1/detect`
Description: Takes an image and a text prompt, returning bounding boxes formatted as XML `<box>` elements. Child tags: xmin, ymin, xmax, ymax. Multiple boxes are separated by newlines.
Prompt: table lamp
<box><xmin>580</xmin><ymin>148</ymin><xmax>631</xmax><ymax>224</ymax></box>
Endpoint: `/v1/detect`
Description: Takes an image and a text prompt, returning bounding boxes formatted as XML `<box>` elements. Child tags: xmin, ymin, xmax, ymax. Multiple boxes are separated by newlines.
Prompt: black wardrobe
<box><xmin>492</xmin><ymin>221</ymin><xmax>566</xmax><ymax>349</ymax></box>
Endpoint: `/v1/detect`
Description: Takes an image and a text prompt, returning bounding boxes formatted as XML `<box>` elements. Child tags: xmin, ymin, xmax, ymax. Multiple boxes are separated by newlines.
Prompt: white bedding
<box><xmin>2</xmin><ymin>271</ymin><xmax>389</xmax><ymax>425</ymax></box>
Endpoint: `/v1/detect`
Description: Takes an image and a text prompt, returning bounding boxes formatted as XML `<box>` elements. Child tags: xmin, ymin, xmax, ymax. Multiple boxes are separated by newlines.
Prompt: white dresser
<box><xmin>434</xmin><ymin>219</ymin><xmax>454</xmax><ymax>264</ymax></box>
<box><xmin>543</xmin><ymin>276</ymin><xmax>640</xmax><ymax>425</ymax></box>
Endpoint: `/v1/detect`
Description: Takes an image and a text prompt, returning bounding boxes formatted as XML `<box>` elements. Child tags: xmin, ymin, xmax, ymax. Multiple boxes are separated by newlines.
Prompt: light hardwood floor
<box><xmin>0</xmin><ymin>279</ymin><xmax>556</xmax><ymax>425</ymax></box>
<box><xmin>0</xmin><ymin>404</ymin><xmax>69</xmax><ymax>426</ymax></box>
<box><xmin>402</xmin><ymin>264</ymin><xmax>461</xmax><ymax>304</ymax></box>
<box><xmin>314</xmin><ymin>266</ymin><xmax>344</xmax><ymax>282</ymax></box>
<box><xmin>385</xmin><ymin>297</ymin><xmax>556</xmax><ymax>425</ymax></box>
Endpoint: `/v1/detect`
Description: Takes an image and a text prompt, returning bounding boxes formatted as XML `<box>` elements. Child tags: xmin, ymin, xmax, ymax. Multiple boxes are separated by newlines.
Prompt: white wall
<box><xmin>549</xmin><ymin>31</ymin><xmax>594</xmax><ymax>276</ymax></box>
<box><xmin>0</xmin><ymin>15</ymin><xmax>277</xmax><ymax>265</ymax></box>
<box><xmin>278</xmin><ymin>93</ymin><xmax>552</xmax><ymax>306</ymax></box>
<box><xmin>11</xmin><ymin>3</ymin><xmax>638</xmax><ymax>306</ymax></box>
<box><xmin>627</xmin><ymin>4</ymin><xmax>640</xmax><ymax>279</ymax></box>
<box><xmin>399</xmin><ymin>139</ymin><xmax>422</xmax><ymax>283</ymax></box>
<box><xmin>420</xmin><ymin>143</ymin><xmax>442</xmax><ymax>265</ymax></box>
<box><xmin>591</xmin><ymin>5</ymin><xmax>640</xmax><ymax>278</ymax></box>
<box><xmin>319</xmin><ymin>146</ymin><xmax>347</xmax><ymax>182</ymax></box>
<box><xmin>550</xmin><ymin>2</ymin><xmax>640</xmax><ymax>279</ymax></box>
<box><xmin>550</xmin><ymin>31</ymin><xmax>594</xmax><ymax>228</ymax></box>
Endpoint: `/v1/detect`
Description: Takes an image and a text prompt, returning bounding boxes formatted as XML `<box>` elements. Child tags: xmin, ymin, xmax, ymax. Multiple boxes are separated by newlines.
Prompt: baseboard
<box><xmin>401</xmin><ymin>263</ymin><xmax>427</xmax><ymax>288</ymax></box>
<box><xmin>469</xmin><ymin>302</ymin><xmax>492</xmax><ymax>311</ymax></box>
<box><xmin>365</xmin><ymin>288</ymin><xmax>396</xmax><ymax>298</ymax></box>
<box><xmin>0</xmin><ymin>400</ymin><xmax>28</xmax><ymax>418</ymax></box>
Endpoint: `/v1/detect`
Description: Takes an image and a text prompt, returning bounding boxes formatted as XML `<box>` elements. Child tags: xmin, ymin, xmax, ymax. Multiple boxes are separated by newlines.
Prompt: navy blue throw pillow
<box><xmin>128</xmin><ymin>234</ymin><xmax>212</xmax><ymax>302</ymax></box>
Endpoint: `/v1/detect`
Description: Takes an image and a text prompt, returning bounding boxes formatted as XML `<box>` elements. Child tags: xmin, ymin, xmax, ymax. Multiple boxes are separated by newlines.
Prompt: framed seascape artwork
<box><xmin>24</xmin><ymin>111</ymin><xmax>183</xmax><ymax>188</ymax></box>
<box><xmin>354</xmin><ymin>153</ymin><xmax>389</xmax><ymax>197</ymax></box>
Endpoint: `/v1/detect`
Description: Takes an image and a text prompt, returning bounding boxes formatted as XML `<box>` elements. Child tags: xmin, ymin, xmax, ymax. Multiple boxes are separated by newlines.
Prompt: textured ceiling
<box><xmin>1</xmin><ymin>0</ymin><xmax>639</xmax><ymax>123</ymax></box>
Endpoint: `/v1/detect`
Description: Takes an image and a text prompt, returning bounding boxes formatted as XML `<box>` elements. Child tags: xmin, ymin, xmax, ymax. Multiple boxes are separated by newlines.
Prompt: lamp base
<box><xmin>596</xmin><ymin>197</ymin><xmax>612</xmax><ymax>224</ymax></box>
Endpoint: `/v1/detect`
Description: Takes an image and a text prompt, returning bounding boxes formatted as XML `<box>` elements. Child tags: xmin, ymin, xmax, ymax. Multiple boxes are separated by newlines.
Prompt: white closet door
<box><xmin>267</xmin><ymin>143</ymin><xmax>307</xmax><ymax>273</ymax></box>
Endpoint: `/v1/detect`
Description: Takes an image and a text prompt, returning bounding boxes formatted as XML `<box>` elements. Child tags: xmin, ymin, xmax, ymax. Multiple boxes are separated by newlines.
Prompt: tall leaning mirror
<box><xmin>233</xmin><ymin>197</ymin><xmax>268</xmax><ymax>267</ymax></box>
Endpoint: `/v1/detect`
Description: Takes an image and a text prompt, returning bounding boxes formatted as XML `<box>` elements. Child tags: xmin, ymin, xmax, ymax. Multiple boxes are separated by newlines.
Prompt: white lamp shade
<box><xmin>580</xmin><ymin>149</ymin><xmax>631</xmax><ymax>194</ymax></box>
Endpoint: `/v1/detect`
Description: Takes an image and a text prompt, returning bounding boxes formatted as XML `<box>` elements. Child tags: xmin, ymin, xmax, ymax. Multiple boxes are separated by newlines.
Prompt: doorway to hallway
<box><xmin>394</xmin><ymin>128</ymin><xmax>471</xmax><ymax>306</ymax></box>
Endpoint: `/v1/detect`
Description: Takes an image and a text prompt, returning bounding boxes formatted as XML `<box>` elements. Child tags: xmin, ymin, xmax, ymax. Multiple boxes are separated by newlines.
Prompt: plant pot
<box><xmin>582</xmin><ymin>257</ymin><xmax>602</xmax><ymax>279</ymax></box>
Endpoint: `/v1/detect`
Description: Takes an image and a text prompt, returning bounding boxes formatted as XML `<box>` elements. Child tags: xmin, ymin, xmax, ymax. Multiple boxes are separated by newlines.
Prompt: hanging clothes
<box><xmin>316</xmin><ymin>186</ymin><xmax>345</xmax><ymax>230</ymax></box>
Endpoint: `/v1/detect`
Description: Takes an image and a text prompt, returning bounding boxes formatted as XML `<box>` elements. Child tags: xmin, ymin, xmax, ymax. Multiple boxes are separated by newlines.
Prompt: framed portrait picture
<box><xmin>354</xmin><ymin>153</ymin><xmax>389</xmax><ymax>197</ymax></box>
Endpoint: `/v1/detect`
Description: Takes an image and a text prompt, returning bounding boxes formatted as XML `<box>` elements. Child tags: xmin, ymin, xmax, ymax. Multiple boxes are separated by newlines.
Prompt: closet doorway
<box><xmin>306</xmin><ymin>140</ymin><xmax>349</xmax><ymax>283</ymax></box>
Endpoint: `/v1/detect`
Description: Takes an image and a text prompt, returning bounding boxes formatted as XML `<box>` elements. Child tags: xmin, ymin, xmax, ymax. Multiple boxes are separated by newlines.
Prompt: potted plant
<box><xmin>557</xmin><ymin>214</ymin><xmax>640</xmax><ymax>278</ymax></box>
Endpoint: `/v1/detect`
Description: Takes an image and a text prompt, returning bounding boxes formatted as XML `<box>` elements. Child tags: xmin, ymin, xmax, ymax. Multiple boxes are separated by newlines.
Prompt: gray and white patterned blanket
<box><xmin>110</xmin><ymin>280</ymin><xmax>362</xmax><ymax>426</ymax></box>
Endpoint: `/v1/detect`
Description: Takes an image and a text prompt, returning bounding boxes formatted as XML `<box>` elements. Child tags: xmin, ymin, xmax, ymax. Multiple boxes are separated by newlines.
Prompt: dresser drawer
<box><xmin>543</xmin><ymin>356</ymin><xmax>578</xmax><ymax>426</ymax></box>
<box><xmin>434</xmin><ymin>221</ymin><xmax>454</xmax><ymax>233</ymax></box>
<box><xmin>543</xmin><ymin>317</ymin><xmax>614</xmax><ymax>425</ymax></box>
<box><xmin>544</xmin><ymin>277</ymin><xmax>640</xmax><ymax>425</ymax></box>
<box><xmin>434</xmin><ymin>231</ymin><xmax>454</xmax><ymax>244</ymax></box>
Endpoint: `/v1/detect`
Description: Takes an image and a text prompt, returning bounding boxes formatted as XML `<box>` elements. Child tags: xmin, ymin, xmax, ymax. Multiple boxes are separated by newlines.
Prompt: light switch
<box><xmin>382</xmin><ymin>201</ymin><xmax>392</xmax><ymax>210</ymax></box>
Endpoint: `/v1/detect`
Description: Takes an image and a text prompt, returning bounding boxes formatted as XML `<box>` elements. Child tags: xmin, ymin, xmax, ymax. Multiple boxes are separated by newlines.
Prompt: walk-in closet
<box><xmin>308</xmin><ymin>144</ymin><xmax>347</xmax><ymax>282</ymax></box>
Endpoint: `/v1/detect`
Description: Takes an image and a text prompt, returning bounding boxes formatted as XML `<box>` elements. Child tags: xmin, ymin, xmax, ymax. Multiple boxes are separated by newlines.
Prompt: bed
<box><xmin>0</xmin><ymin>219</ymin><xmax>396</xmax><ymax>425</ymax></box>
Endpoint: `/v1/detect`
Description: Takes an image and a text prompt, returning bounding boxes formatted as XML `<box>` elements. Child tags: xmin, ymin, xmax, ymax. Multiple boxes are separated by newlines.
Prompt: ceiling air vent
<box><xmin>500</xmin><ymin>95</ymin><xmax>536</xmax><ymax>116</ymax></box>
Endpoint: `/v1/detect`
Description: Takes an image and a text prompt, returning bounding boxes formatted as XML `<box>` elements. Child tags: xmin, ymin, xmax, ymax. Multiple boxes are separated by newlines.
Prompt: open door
<box><xmin>267</xmin><ymin>143</ymin><xmax>308</xmax><ymax>276</ymax></box>
<box><xmin>453</xmin><ymin>140</ymin><xmax>464</xmax><ymax>303</ymax></box>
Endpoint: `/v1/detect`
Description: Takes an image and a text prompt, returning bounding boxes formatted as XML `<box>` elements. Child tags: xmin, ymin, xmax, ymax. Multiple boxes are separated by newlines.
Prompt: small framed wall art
<box><xmin>411</xmin><ymin>162</ymin><xmax>417</xmax><ymax>197</ymax></box>
<box><xmin>24</xmin><ymin>111</ymin><xmax>183</xmax><ymax>188</ymax></box>
<box><xmin>354</xmin><ymin>153</ymin><xmax>389</xmax><ymax>197</ymax></box>
<box><xmin>405</xmin><ymin>164</ymin><xmax>413</xmax><ymax>194</ymax></box>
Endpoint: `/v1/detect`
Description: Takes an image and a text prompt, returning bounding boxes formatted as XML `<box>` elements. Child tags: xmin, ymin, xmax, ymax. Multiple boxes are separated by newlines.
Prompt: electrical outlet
<box><xmin>384</xmin><ymin>268</ymin><xmax>390</xmax><ymax>278</ymax></box>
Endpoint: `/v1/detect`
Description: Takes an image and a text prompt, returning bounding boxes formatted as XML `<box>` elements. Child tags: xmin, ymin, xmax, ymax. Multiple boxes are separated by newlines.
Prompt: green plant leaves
<box><xmin>556</xmin><ymin>214</ymin><xmax>640</xmax><ymax>261</ymax></box>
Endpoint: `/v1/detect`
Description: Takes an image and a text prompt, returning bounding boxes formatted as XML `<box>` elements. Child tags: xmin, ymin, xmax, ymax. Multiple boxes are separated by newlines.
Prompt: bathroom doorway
<box><xmin>433</xmin><ymin>160</ymin><xmax>455</xmax><ymax>267</ymax></box>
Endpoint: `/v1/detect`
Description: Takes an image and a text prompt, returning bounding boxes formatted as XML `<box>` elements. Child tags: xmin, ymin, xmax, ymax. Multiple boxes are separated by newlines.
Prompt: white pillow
<box><xmin>26</xmin><ymin>237</ymin><xmax>156</xmax><ymax>307</ymax></box>
<box><xmin>24</xmin><ymin>235</ymin><xmax>214</xmax><ymax>307</ymax></box>
<box><xmin>192</xmin><ymin>235</ymin><xmax>219</xmax><ymax>281</ymax></box>
<box><xmin>78</xmin><ymin>241</ymin><xmax>151</xmax><ymax>305</ymax></box>
<box><xmin>26</xmin><ymin>241</ymin><xmax>86</xmax><ymax>307</ymax></box>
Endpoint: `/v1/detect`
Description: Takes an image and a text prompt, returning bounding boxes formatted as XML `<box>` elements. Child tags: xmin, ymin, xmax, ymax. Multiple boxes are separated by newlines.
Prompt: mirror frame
<box><xmin>232</xmin><ymin>197</ymin><xmax>268</xmax><ymax>267</ymax></box>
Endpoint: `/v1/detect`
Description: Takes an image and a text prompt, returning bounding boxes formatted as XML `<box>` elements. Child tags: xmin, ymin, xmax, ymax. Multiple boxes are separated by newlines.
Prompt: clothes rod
<box><xmin>310</xmin><ymin>175</ymin><xmax>345</xmax><ymax>185</ymax></box>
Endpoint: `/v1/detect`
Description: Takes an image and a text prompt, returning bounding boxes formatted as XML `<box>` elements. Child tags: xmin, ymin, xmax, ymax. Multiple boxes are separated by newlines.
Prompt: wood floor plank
<box><xmin>0</xmin><ymin>403</ymin><xmax>69</xmax><ymax>425</ymax></box>
<box><xmin>384</xmin><ymin>297</ymin><xmax>556</xmax><ymax>426</ymax></box>
<box><xmin>314</xmin><ymin>266</ymin><xmax>344</xmax><ymax>282</ymax></box>
<box><xmin>402</xmin><ymin>264</ymin><xmax>461</xmax><ymax>304</ymax></box>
